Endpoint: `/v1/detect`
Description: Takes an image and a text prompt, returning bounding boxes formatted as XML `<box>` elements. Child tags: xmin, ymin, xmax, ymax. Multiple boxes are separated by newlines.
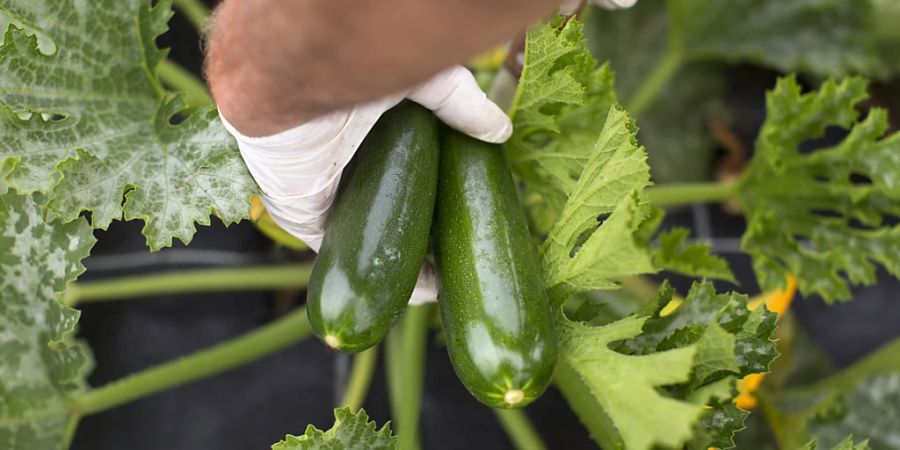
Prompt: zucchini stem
<box><xmin>72</xmin><ymin>306</ymin><xmax>312</xmax><ymax>416</ymax></box>
<box><xmin>64</xmin><ymin>263</ymin><xmax>313</xmax><ymax>307</ymax></box>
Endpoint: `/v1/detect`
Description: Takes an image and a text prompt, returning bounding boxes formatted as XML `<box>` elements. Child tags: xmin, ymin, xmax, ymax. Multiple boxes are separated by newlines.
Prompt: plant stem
<box><xmin>493</xmin><ymin>409</ymin><xmax>547</xmax><ymax>450</ymax></box>
<box><xmin>173</xmin><ymin>0</ymin><xmax>211</xmax><ymax>35</ymax></box>
<box><xmin>157</xmin><ymin>59</ymin><xmax>214</xmax><ymax>109</ymax></box>
<box><xmin>64</xmin><ymin>263</ymin><xmax>313</xmax><ymax>307</ymax></box>
<box><xmin>645</xmin><ymin>181</ymin><xmax>738</xmax><ymax>208</ymax></box>
<box><xmin>386</xmin><ymin>305</ymin><xmax>432</xmax><ymax>450</ymax></box>
<box><xmin>73</xmin><ymin>306</ymin><xmax>312</xmax><ymax>416</ymax></box>
<box><xmin>340</xmin><ymin>346</ymin><xmax>379</xmax><ymax>411</ymax></box>
<box><xmin>625</xmin><ymin>49</ymin><xmax>684</xmax><ymax>118</ymax></box>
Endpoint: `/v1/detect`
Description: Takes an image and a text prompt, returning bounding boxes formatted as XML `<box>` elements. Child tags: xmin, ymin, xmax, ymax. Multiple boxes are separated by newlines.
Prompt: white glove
<box><xmin>560</xmin><ymin>0</ymin><xmax>638</xmax><ymax>15</ymax></box>
<box><xmin>220</xmin><ymin>66</ymin><xmax>512</xmax><ymax>305</ymax></box>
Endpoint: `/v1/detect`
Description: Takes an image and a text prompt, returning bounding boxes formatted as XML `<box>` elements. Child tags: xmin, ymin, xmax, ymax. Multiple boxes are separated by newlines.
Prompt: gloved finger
<box><xmin>593</xmin><ymin>0</ymin><xmax>638</xmax><ymax>9</ymax></box>
<box><xmin>259</xmin><ymin>193</ymin><xmax>333</xmax><ymax>252</ymax></box>
<box><xmin>408</xmin><ymin>263</ymin><xmax>438</xmax><ymax>305</ymax></box>
<box><xmin>559</xmin><ymin>0</ymin><xmax>583</xmax><ymax>15</ymax></box>
<box><xmin>408</xmin><ymin>65</ymin><xmax>513</xmax><ymax>144</ymax></box>
<box><xmin>222</xmin><ymin>97</ymin><xmax>401</xmax><ymax>199</ymax></box>
<box><xmin>220</xmin><ymin>95</ymin><xmax>403</xmax><ymax>251</ymax></box>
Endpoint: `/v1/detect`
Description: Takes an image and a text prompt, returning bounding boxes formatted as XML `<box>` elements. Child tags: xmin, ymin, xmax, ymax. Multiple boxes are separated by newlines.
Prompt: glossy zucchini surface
<box><xmin>434</xmin><ymin>130</ymin><xmax>557</xmax><ymax>408</ymax></box>
<box><xmin>307</xmin><ymin>101</ymin><xmax>439</xmax><ymax>353</ymax></box>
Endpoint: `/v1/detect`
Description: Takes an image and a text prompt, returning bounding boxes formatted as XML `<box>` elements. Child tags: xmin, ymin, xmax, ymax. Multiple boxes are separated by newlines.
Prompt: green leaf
<box><xmin>689</xmin><ymin>322</ymin><xmax>740</xmax><ymax>385</ymax></box>
<box><xmin>624</xmin><ymin>282</ymin><xmax>779</xmax><ymax>385</ymax></box>
<box><xmin>801</xmin><ymin>435</ymin><xmax>872</xmax><ymax>450</ymax></box>
<box><xmin>653</xmin><ymin>227</ymin><xmax>735</xmax><ymax>282</ymax></box>
<box><xmin>0</xmin><ymin>0</ymin><xmax>257</xmax><ymax>249</ymax></box>
<box><xmin>541</xmin><ymin>106</ymin><xmax>654</xmax><ymax>301</ymax></box>
<box><xmin>506</xmin><ymin>18</ymin><xmax>656</xmax><ymax>300</ymax></box>
<box><xmin>807</xmin><ymin>374</ymin><xmax>900</xmax><ymax>450</ymax></box>
<box><xmin>610</xmin><ymin>282</ymin><xmax>774</xmax><ymax>450</ymax></box>
<box><xmin>739</xmin><ymin>76</ymin><xmax>900</xmax><ymax>302</ymax></box>
<box><xmin>505</xmin><ymin>18</ymin><xmax>618</xmax><ymax>227</ymax></box>
<box><xmin>771</xmin><ymin>337</ymin><xmax>900</xmax><ymax>448</ymax></box>
<box><xmin>272</xmin><ymin>408</ymin><xmax>397</xmax><ymax>450</ymax></box>
<box><xmin>557</xmin><ymin>315</ymin><xmax>704</xmax><ymax>450</ymax></box>
<box><xmin>689</xmin><ymin>403</ymin><xmax>750</xmax><ymax>450</ymax></box>
<box><xmin>0</xmin><ymin>191</ymin><xmax>95</xmax><ymax>450</ymax></box>
<box><xmin>667</xmin><ymin>0</ymin><xmax>885</xmax><ymax>78</ymax></box>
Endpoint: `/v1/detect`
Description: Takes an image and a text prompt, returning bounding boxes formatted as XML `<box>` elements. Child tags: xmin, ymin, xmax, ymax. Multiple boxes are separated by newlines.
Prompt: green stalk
<box><xmin>645</xmin><ymin>181</ymin><xmax>738</xmax><ymax>208</ymax></box>
<box><xmin>493</xmin><ymin>409</ymin><xmax>547</xmax><ymax>450</ymax></box>
<box><xmin>173</xmin><ymin>0</ymin><xmax>211</xmax><ymax>35</ymax></box>
<box><xmin>340</xmin><ymin>346</ymin><xmax>379</xmax><ymax>411</ymax></box>
<box><xmin>624</xmin><ymin>49</ymin><xmax>684</xmax><ymax>119</ymax></box>
<box><xmin>386</xmin><ymin>328</ymin><xmax>403</xmax><ymax>425</ymax></box>
<box><xmin>73</xmin><ymin>306</ymin><xmax>312</xmax><ymax>416</ymax></box>
<box><xmin>157</xmin><ymin>59</ymin><xmax>214</xmax><ymax>109</ymax></box>
<box><xmin>60</xmin><ymin>414</ymin><xmax>81</xmax><ymax>450</ymax></box>
<box><xmin>64</xmin><ymin>263</ymin><xmax>313</xmax><ymax>307</ymax></box>
<box><xmin>386</xmin><ymin>305</ymin><xmax>432</xmax><ymax>450</ymax></box>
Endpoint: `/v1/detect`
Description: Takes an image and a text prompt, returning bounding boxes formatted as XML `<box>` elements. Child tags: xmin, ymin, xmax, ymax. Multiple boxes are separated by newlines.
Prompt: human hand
<box><xmin>219</xmin><ymin>66</ymin><xmax>511</xmax><ymax>305</ymax></box>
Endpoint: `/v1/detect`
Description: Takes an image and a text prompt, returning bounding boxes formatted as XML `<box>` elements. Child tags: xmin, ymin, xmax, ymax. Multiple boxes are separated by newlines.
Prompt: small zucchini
<box><xmin>434</xmin><ymin>129</ymin><xmax>557</xmax><ymax>408</ymax></box>
<box><xmin>307</xmin><ymin>101</ymin><xmax>439</xmax><ymax>353</ymax></box>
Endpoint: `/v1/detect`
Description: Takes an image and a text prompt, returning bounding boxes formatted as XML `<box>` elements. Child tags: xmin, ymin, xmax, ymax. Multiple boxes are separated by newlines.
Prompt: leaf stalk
<box><xmin>493</xmin><ymin>408</ymin><xmax>548</xmax><ymax>450</ymax></box>
<box><xmin>645</xmin><ymin>181</ymin><xmax>738</xmax><ymax>208</ymax></box>
<box><xmin>157</xmin><ymin>59</ymin><xmax>214</xmax><ymax>109</ymax></box>
<box><xmin>173</xmin><ymin>0</ymin><xmax>211</xmax><ymax>35</ymax></box>
<box><xmin>72</xmin><ymin>306</ymin><xmax>313</xmax><ymax>416</ymax></box>
<box><xmin>64</xmin><ymin>263</ymin><xmax>313</xmax><ymax>307</ymax></box>
<box><xmin>340</xmin><ymin>346</ymin><xmax>380</xmax><ymax>411</ymax></box>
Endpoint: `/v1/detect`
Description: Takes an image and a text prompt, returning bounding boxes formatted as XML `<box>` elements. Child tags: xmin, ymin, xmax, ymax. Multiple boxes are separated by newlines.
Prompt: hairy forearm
<box><xmin>206</xmin><ymin>0</ymin><xmax>558</xmax><ymax>136</ymax></box>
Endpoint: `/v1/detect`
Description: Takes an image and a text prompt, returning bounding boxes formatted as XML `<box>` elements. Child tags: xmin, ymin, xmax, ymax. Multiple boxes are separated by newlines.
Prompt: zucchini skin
<box><xmin>307</xmin><ymin>101</ymin><xmax>439</xmax><ymax>353</ymax></box>
<box><xmin>434</xmin><ymin>130</ymin><xmax>557</xmax><ymax>408</ymax></box>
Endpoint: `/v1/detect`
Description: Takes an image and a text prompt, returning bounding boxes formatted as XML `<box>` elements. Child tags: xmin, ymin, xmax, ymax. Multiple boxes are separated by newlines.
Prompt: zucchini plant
<box><xmin>1</xmin><ymin>0</ymin><xmax>899</xmax><ymax>449</ymax></box>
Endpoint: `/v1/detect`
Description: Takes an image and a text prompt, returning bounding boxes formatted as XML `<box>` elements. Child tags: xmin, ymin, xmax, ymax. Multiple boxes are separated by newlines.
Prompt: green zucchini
<box><xmin>434</xmin><ymin>130</ymin><xmax>557</xmax><ymax>408</ymax></box>
<box><xmin>307</xmin><ymin>101</ymin><xmax>439</xmax><ymax>353</ymax></box>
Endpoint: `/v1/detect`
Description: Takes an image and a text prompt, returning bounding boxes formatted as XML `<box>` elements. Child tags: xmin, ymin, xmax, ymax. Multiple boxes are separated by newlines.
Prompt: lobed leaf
<box><xmin>652</xmin><ymin>227</ymin><xmax>735</xmax><ymax>282</ymax></box>
<box><xmin>541</xmin><ymin>106</ymin><xmax>654</xmax><ymax>301</ymax></box>
<box><xmin>0</xmin><ymin>0</ymin><xmax>257</xmax><ymax>249</ymax></box>
<box><xmin>505</xmin><ymin>18</ymin><xmax>618</xmax><ymax>228</ymax></box>
<box><xmin>772</xmin><ymin>337</ymin><xmax>900</xmax><ymax>448</ymax></box>
<box><xmin>623</xmin><ymin>281</ymin><xmax>779</xmax><ymax>386</ymax></box>
<box><xmin>0</xmin><ymin>191</ymin><xmax>95</xmax><ymax>449</ymax></box>
<box><xmin>556</xmin><ymin>315</ymin><xmax>704</xmax><ymax>450</ymax></box>
<box><xmin>271</xmin><ymin>408</ymin><xmax>397</xmax><ymax>450</ymax></box>
<box><xmin>618</xmin><ymin>281</ymin><xmax>778</xmax><ymax>449</ymax></box>
<box><xmin>801</xmin><ymin>435</ymin><xmax>872</xmax><ymax>450</ymax></box>
<box><xmin>739</xmin><ymin>76</ymin><xmax>900</xmax><ymax>302</ymax></box>
<box><xmin>808</xmin><ymin>374</ymin><xmax>900</xmax><ymax>450</ymax></box>
<box><xmin>689</xmin><ymin>402</ymin><xmax>750</xmax><ymax>450</ymax></box>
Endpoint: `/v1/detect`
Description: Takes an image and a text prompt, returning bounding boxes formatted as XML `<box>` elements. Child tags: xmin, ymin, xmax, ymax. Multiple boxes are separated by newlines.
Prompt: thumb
<box><xmin>593</xmin><ymin>0</ymin><xmax>638</xmax><ymax>9</ymax></box>
<box><xmin>408</xmin><ymin>66</ymin><xmax>512</xmax><ymax>144</ymax></box>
